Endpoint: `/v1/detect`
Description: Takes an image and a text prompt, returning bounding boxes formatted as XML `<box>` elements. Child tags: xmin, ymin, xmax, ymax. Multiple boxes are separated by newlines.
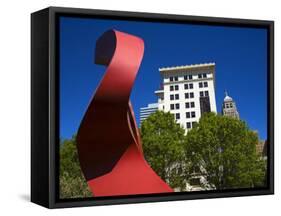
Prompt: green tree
<box><xmin>140</xmin><ymin>111</ymin><xmax>187</xmax><ymax>190</ymax></box>
<box><xmin>60</xmin><ymin>136</ymin><xmax>92</xmax><ymax>198</ymax></box>
<box><xmin>184</xmin><ymin>112</ymin><xmax>266</xmax><ymax>190</ymax></box>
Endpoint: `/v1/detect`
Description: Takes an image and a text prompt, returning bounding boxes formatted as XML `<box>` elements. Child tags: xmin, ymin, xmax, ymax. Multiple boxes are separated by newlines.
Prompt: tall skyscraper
<box><xmin>154</xmin><ymin>63</ymin><xmax>217</xmax><ymax>131</ymax></box>
<box><xmin>139</xmin><ymin>103</ymin><xmax>159</xmax><ymax>124</ymax></box>
<box><xmin>222</xmin><ymin>91</ymin><xmax>239</xmax><ymax>119</ymax></box>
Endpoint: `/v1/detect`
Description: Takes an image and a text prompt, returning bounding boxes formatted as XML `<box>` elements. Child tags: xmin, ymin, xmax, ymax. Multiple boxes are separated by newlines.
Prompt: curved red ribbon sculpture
<box><xmin>76</xmin><ymin>29</ymin><xmax>173</xmax><ymax>197</ymax></box>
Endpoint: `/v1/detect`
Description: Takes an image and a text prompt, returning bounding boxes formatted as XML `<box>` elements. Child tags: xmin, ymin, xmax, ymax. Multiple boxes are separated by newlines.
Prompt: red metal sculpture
<box><xmin>77</xmin><ymin>30</ymin><xmax>173</xmax><ymax>197</ymax></box>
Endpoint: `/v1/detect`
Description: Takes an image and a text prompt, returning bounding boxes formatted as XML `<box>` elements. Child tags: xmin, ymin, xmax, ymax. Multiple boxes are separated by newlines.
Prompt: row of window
<box><xmin>184</xmin><ymin>83</ymin><xmax>194</xmax><ymax>89</ymax></box>
<box><xmin>170</xmin><ymin>85</ymin><xmax>179</xmax><ymax>91</ymax></box>
<box><xmin>200</xmin><ymin>91</ymin><xmax>209</xmax><ymax>97</ymax></box>
<box><xmin>172</xmin><ymin>111</ymin><xmax>196</xmax><ymax>120</ymax></box>
<box><xmin>170</xmin><ymin>103</ymin><xmax>180</xmax><ymax>110</ymax></box>
<box><xmin>170</xmin><ymin>82</ymin><xmax>207</xmax><ymax>92</ymax></box>
<box><xmin>185</xmin><ymin>92</ymin><xmax>194</xmax><ymax>99</ymax></box>
<box><xmin>199</xmin><ymin>81</ymin><xmax>208</xmax><ymax>88</ymax></box>
<box><xmin>171</xmin><ymin>102</ymin><xmax>195</xmax><ymax>110</ymax></box>
<box><xmin>225</xmin><ymin>103</ymin><xmax>233</xmax><ymax>108</ymax></box>
<box><xmin>169</xmin><ymin>76</ymin><xmax>179</xmax><ymax>82</ymax></box>
<box><xmin>184</xmin><ymin>75</ymin><xmax>193</xmax><ymax>80</ymax></box>
<box><xmin>198</xmin><ymin>73</ymin><xmax>207</xmax><ymax>79</ymax></box>
<box><xmin>186</xmin><ymin>121</ymin><xmax>197</xmax><ymax>129</ymax></box>
<box><xmin>170</xmin><ymin>83</ymin><xmax>194</xmax><ymax>91</ymax></box>
<box><xmin>171</xmin><ymin>91</ymin><xmax>209</xmax><ymax>100</ymax></box>
<box><xmin>170</xmin><ymin>94</ymin><xmax>179</xmax><ymax>100</ymax></box>
<box><xmin>186</xmin><ymin>101</ymin><xmax>195</xmax><ymax>108</ymax></box>
<box><xmin>186</xmin><ymin>111</ymin><xmax>196</xmax><ymax>118</ymax></box>
<box><xmin>169</xmin><ymin>73</ymin><xmax>208</xmax><ymax>82</ymax></box>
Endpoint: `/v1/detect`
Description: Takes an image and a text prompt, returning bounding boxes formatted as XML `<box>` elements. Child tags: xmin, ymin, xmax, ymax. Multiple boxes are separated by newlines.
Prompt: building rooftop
<box><xmin>154</xmin><ymin>89</ymin><xmax>164</xmax><ymax>94</ymax></box>
<box><xmin>223</xmin><ymin>91</ymin><xmax>233</xmax><ymax>102</ymax></box>
<box><xmin>140</xmin><ymin>103</ymin><xmax>158</xmax><ymax>110</ymax></box>
<box><xmin>159</xmin><ymin>62</ymin><xmax>215</xmax><ymax>72</ymax></box>
<box><xmin>224</xmin><ymin>95</ymin><xmax>233</xmax><ymax>102</ymax></box>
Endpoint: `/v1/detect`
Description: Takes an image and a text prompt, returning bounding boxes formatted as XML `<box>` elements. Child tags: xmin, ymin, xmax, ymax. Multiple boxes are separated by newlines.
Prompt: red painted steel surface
<box><xmin>76</xmin><ymin>30</ymin><xmax>173</xmax><ymax>197</ymax></box>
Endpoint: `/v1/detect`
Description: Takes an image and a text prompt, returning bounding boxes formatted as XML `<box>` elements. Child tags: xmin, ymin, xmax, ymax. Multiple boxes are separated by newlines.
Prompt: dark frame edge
<box><xmin>49</xmin><ymin>7</ymin><xmax>58</xmax><ymax>209</ymax></box>
<box><xmin>31</xmin><ymin>8</ymin><xmax>51</xmax><ymax>208</ymax></box>
<box><xmin>52</xmin><ymin>189</ymin><xmax>273</xmax><ymax>208</ymax></box>
<box><xmin>268</xmin><ymin>21</ymin><xmax>274</xmax><ymax>195</ymax></box>
<box><xmin>48</xmin><ymin>6</ymin><xmax>274</xmax><ymax>26</ymax></box>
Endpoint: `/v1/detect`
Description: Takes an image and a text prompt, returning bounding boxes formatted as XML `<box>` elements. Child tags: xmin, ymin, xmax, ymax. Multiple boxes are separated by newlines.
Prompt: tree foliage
<box><xmin>60</xmin><ymin>136</ymin><xmax>92</xmax><ymax>198</ymax></box>
<box><xmin>184</xmin><ymin>112</ymin><xmax>266</xmax><ymax>190</ymax></box>
<box><xmin>140</xmin><ymin>111</ymin><xmax>187</xmax><ymax>190</ymax></box>
<box><xmin>59</xmin><ymin>112</ymin><xmax>266</xmax><ymax>196</ymax></box>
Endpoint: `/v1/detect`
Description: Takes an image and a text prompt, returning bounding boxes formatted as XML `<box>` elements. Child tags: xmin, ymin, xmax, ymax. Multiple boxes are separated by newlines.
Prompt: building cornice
<box><xmin>159</xmin><ymin>62</ymin><xmax>215</xmax><ymax>73</ymax></box>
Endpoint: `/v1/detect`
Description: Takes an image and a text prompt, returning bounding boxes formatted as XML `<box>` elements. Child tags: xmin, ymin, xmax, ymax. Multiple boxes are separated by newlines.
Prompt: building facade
<box><xmin>140</xmin><ymin>63</ymin><xmax>218</xmax><ymax>191</ymax></box>
<box><xmin>256</xmin><ymin>140</ymin><xmax>267</xmax><ymax>158</ymax></box>
<box><xmin>222</xmin><ymin>91</ymin><xmax>239</xmax><ymax>119</ymax></box>
<box><xmin>139</xmin><ymin>103</ymin><xmax>159</xmax><ymax>124</ymax></box>
<box><xmin>154</xmin><ymin>63</ymin><xmax>217</xmax><ymax>131</ymax></box>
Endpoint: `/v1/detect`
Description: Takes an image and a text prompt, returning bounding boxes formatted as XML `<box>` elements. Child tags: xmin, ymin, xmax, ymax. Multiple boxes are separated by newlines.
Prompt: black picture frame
<box><xmin>31</xmin><ymin>6</ymin><xmax>274</xmax><ymax>208</ymax></box>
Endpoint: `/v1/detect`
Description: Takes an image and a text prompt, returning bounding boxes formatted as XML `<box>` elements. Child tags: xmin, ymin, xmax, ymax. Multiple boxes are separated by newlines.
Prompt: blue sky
<box><xmin>59</xmin><ymin>16</ymin><xmax>268</xmax><ymax>140</ymax></box>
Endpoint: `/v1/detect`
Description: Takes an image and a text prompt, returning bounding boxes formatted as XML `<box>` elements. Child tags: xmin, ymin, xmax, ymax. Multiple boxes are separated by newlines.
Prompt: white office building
<box><xmin>139</xmin><ymin>103</ymin><xmax>159</xmax><ymax>124</ymax></box>
<box><xmin>140</xmin><ymin>63</ymin><xmax>218</xmax><ymax>191</ymax></box>
<box><xmin>154</xmin><ymin>63</ymin><xmax>217</xmax><ymax>131</ymax></box>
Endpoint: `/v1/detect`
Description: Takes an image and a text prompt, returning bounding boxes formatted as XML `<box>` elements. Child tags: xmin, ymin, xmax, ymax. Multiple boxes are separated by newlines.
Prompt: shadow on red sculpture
<box><xmin>76</xmin><ymin>29</ymin><xmax>173</xmax><ymax>197</ymax></box>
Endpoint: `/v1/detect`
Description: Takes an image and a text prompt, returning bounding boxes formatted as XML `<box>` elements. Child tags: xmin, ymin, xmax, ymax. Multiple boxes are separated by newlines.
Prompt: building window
<box><xmin>175</xmin><ymin>103</ymin><xmax>180</xmax><ymax>109</ymax></box>
<box><xmin>192</xmin><ymin>122</ymin><xmax>197</xmax><ymax>128</ymax></box>
<box><xmin>190</xmin><ymin>92</ymin><xmax>194</xmax><ymax>98</ymax></box>
<box><xmin>185</xmin><ymin>102</ymin><xmax>195</xmax><ymax>108</ymax></box>
<box><xmin>184</xmin><ymin>75</ymin><xmax>188</xmax><ymax>80</ymax></box>
<box><xmin>169</xmin><ymin>77</ymin><xmax>173</xmax><ymax>82</ymax></box>
<box><xmin>205</xmin><ymin>91</ymin><xmax>209</xmax><ymax>96</ymax></box>
<box><xmin>175</xmin><ymin>85</ymin><xmax>179</xmax><ymax>91</ymax></box>
<box><xmin>170</xmin><ymin>104</ymin><xmax>174</xmax><ymax>110</ymax></box>
<box><xmin>184</xmin><ymin>83</ymin><xmax>188</xmax><ymax>89</ymax></box>
<box><xmin>186</xmin><ymin>122</ymin><xmax>191</xmax><ymax>128</ymax></box>
<box><xmin>186</xmin><ymin>112</ymin><xmax>191</xmax><ymax>118</ymax></box>
<box><xmin>189</xmin><ymin>75</ymin><xmax>193</xmax><ymax>80</ymax></box>
<box><xmin>191</xmin><ymin>111</ymin><xmax>196</xmax><ymax>118</ymax></box>
<box><xmin>204</xmin><ymin>82</ymin><xmax>208</xmax><ymax>87</ymax></box>
<box><xmin>200</xmin><ymin>91</ymin><xmax>204</xmax><ymax>97</ymax></box>
<box><xmin>198</xmin><ymin>74</ymin><xmax>202</xmax><ymax>79</ymax></box>
<box><xmin>200</xmin><ymin>97</ymin><xmax>211</xmax><ymax>115</ymax></box>
<box><xmin>174</xmin><ymin>76</ymin><xmax>178</xmax><ymax>81</ymax></box>
<box><xmin>189</xmin><ymin>83</ymin><xmax>193</xmax><ymax>89</ymax></box>
<box><xmin>203</xmin><ymin>73</ymin><xmax>207</xmax><ymax>78</ymax></box>
<box><xmin>170</xmin><ymin>85</ymin><xmax>174</xmax><ymax>91</ymax></box>
<box><xmin>175</xmin><ymin>94</ymin><xmax>179</xmax><ymax>100</ymax></box>
<box><xmin>170</xmin><ymin>95</ymin><xmax>174</xmax><ymax>100</ymax></box>
<box><xmin>199</xmin><ymin>82</ymin><xmax>203</xmax><ymax>88</ymax></box>
<box><xmin>175</xmin><ymin>113</ymin><xmax>180</xmax><ymax>120</ymax></box>
<box><xmin>185</xmin><ymin>93</ymin><xmax>189</xmax><ymax>99</ymax></box>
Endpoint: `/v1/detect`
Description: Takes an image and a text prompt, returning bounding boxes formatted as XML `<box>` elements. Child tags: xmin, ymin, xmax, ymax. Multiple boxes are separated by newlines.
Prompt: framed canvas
<box><xmin>31</xmin><ymin>6</ymin><xmax>274</xmax><ymax>208</ymax></box>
